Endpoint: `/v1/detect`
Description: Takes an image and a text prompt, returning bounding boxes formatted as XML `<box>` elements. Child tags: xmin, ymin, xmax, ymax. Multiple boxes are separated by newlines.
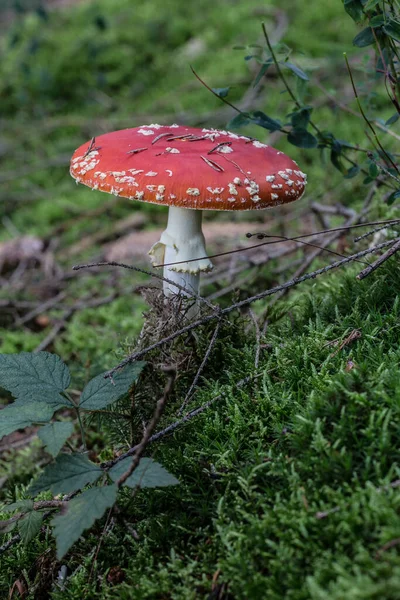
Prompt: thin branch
<box><xmin>354</xmin><ymin>222</ymin><xmax>398</xmax><ymax>242</ymax></box>
<box><xmin>72</xmin><ymin>262</ymin><xmax>219</xmax><ymax>313</ymax></box>
<box><xmin>178</xmin><ymin>319</ymin><xmax>222</xmax><ymax>415</ymax></box>
<box><xmin>15</xmin><ymin>291</ymin><xmax>67</xmax><ymax>327</ymax></box>
<box><xmin>344</xmin><ymin>53</ymin><xmax>399</xmax><ymax>174</ymax></box>
<box><xmin>356</xmin><ymin>238</ymin><xmax>400</xmax><ymax>280</ymax></box>
<box><xmin>190</xmin><ymin>66</ymin><xmax>249</xmax><ymax>117</ymax></box>
<box><xmin>104</xmin><ymin>240</ymin><xmax>396</xmax><ymax>379</ymax></box>
<box><xmin>101</xmin><ymin>373</ymin><xmax>262</xmax><ymax>471</ymax></box>
<box><xmin>261</xmin><ymin>23</ymin><xmax>321</xmax><ymax>136</ymax></box>
<box><xmin>158</xmin><ymin>218</ymin><xmax>400</xmax><ymax>269</ymax></box>
<box><xmin>117</xmin><ymin>366</ymin><xmax>176</xmax><ymax>487</ymax></box>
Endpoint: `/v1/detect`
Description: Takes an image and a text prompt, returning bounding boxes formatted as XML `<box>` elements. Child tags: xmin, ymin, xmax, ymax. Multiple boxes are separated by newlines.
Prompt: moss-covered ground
<box><xmin>1</xmin><ymin>0</ymin><xmax>400</xmax><ymax>598</ymax></box>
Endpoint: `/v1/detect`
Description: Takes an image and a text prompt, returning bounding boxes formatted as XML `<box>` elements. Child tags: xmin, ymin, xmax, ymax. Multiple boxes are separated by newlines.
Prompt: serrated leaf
<box><xmin>383</xmin><ymin>21</ymin><xmax>400</xmax><ymax>43</ymax></box>
<box><xmin>227</xmin><ymin>112</ymin><xmax>251</xmax><ymax>129</ymax></box>
<box><xmin>109</xmin><ymin>457</ymin><xmax>179</xmax><ymax>488</ymax></box>
<box><xmin>353</xmin><ymin>27</ymin><xmax>376</xmax><ymax>47</ymax></box>
<box><xmin>0</xmin><ymin>402</ymin><xmax>55</xmax><ymax>441</ymax></box>
<box><xmin>1</xmin><ymin>500</ymin><xmax>33</xmax><ymax>514</ymax></box>
<box><xmin>0</xmin><ymin>352</ymin><xmax>72</xmax><ymax>408</ymax></box>
<box><xmin>79</xmin><ymin>362</ymin><xmax>145</xmax><ymax>410</ymax></box>
<box><xmin>287</xmin><ymin>128</ymin><xmax>318</xmax><ymax>148</ymax></box>
<box><xmin>251</xmin><ymin>110</ymin><xmax>282</xmax><ymax>132</ymax></box>
<box><xmin>30</xmin><ymin>454</ymin><xmax>102</xmax><ymax>496</ymax></box>
<box><xmin>284</xmin><ymin>62</ymin><xmax>309</xmax><ymax>81</ymax></box>
<box><xmin>38</xmin><ymin>422</ymin><xmax>75</xmax><ymax>457</ymax></box>
<box><xmin>343</xmin><ymin>0</ymin><xmax>364</xmax><ymax>22</ymax></box>
<box><xmin>18</xmin><ymin>511</ymin><xmax>43</xmax><ymax>545</ymax></box>
<box><xmin>52</xmin><ymin>484</ymin><xmax>118</xmax><ymax>559</ymax></box>
<box><xmin>211</xmin><ymin>87</ymin><xmax>230</xmax><ymax>98</ymax></box>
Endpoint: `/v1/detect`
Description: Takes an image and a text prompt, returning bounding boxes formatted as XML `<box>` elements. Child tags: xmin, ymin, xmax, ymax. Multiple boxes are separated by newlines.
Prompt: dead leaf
<box><xmin>107</xmin><ymin>566</ymin><xmax>125</xmax><ymax>586</ymax></box>
<box><xmin>0</xmin><ymin>236</ymin><xmax>43</xmax><ymax>274</ymax></box>
<box><xmin>9</xmin><ymin>577</ymin><xmax>28</xmax><ymax>599</ymax></box>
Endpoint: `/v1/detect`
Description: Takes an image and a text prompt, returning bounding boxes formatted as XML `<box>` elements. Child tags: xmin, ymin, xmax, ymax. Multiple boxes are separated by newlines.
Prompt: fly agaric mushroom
<box><xmin>70</xmin><ymin>124</ymin><xmax>307</xmax><ymax>297</ymax></box>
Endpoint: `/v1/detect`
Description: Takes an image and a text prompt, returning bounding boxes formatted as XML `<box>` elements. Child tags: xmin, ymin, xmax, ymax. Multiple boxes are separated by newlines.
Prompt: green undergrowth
<box><xmin>2</xmin><ymin>262</ymin><xmax>400</xmax><ymax>598</ymax></box>
<box><xmin>0</xmin><ymin>0</ymin><xmax>379</xmax><ymax>241</ymax></box>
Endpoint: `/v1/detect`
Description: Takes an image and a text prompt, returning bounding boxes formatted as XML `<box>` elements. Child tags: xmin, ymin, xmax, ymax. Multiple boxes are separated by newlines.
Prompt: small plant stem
<box><xmin>116</xmin><ymin>366</ymin><xmax>176</xmax><ymax>487</ymax></box>
<box><xmin>64</xmin><ymin>391</ymin><xmax>87</xmax><ymax>450</ymax></box>
<box><xmin>104</xmin><ymin>239</ymin><xmax>397</xmax><ymax>379</ymax></box>
<box><xmin>190</xmin><ymin>66</ymin><xmax>248</xmax><ymax>117</ymax></box>
<box><xmin>344</xmin><ymin>52</ymin><xmax>399</xmax><ymax>174</ymax></box>
<box><xmin>261</xmin><ymin>23</ymin><xmax>321</xmax><ymax>136</ymax></box>
<box><xmin>75</xmin><ymin>409</ymin><xmax>87</xmax><ymax>450</ymax></box>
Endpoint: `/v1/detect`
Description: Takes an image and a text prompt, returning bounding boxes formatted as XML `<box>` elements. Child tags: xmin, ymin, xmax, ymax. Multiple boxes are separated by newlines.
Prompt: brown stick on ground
<box><xmin>116</xmin><ymin>366</ymin><xmax>176</xmax><ymax>487</ymax></box>
<box><xmin>356</xmin><ymin>238</ymin><xmax>400</xmax><ymax>280</ymax></box>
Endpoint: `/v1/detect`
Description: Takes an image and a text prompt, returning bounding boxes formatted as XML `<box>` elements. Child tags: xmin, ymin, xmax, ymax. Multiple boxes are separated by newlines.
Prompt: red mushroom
<box><xmin>70</xmin><ymin>124</ymin><xmax>307</xmax><ymax>297</ymax></box>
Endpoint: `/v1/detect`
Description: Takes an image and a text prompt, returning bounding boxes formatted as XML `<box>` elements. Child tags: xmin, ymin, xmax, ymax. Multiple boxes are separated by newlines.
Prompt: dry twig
<box><xmin>356</xmin><ymin>238</ymin><xmax>400</xmax><ymax>280</ymax></box>
<box><xmin>104</xmin><ymin>239</ymin><xmax>396</xmax><ymax>380</ymax></box>
<box><xmin>178</xmin><ymin>319</ymin><xmax>222</xmax><ymax>415</ymax></box>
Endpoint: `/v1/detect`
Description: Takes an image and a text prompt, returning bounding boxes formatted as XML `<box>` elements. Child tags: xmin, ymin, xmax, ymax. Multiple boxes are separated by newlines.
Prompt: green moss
<box><xmin>2</xmin><ymin>0</ymin><xmax>400</xmax><ymax>598</ymax></box>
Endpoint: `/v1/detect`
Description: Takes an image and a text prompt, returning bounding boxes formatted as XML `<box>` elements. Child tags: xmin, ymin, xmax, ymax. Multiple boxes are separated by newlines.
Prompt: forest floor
<box><xmin>1</xmin><ymin>0</ymin><xmax>400</xmax><ymax>598</ymax></box>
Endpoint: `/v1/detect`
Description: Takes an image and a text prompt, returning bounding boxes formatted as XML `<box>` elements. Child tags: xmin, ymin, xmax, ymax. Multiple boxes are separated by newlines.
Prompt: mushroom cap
<box><xmin>70</xmin><ymin>124</ymin><xmax>307</xmax><ymax>211</ymax></box>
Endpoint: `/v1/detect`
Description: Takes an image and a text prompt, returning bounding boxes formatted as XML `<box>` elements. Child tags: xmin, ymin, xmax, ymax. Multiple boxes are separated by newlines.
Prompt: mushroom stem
<box><xmin>149</xmin><ymin>206</ymin><xmax>213</xmax><ymax>298</ymax></box>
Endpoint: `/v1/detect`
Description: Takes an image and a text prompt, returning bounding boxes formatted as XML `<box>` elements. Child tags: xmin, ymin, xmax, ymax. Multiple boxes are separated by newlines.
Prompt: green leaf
<box><xmin>385</xmin><ymin>113</ymin><xmax>399</xmax><ymax>126</ymax></box>
<box><xmin>343</xmin><ymin>0</ymin><xmax>364</xmax><ymax>22</ymax></box>
<box><xmin>18</xmin><ymin>511</ymin><xmax>43</xmax><ymax>545</ymax></box>
<box><xmin>227</xmin><ymin>112</ymin><xmax>252</xmax><ymax>129</ymax></box>
<box><xmin>383</xmin><ymin>21</ymin><xmax>400</xmax><ymax>43</ymax></box>
<box><xmin>211</xmin><ymin>87</ymin><xmax>230</xmax><ymax>98</ymax></box>
<box><xmin>0</xmin><ymin>402</ymin><xmax>55</xmax><ymax>441</ymax></box>
<box><xmin>353</xmin><ymin>27</ymin><xmax>376</xmax><ymax>47</ymax></box>
<box><xmin>251</xmin><ymin>111</ymin><xmax>282</xmax><ymax>132</ymax></box>
<box><xmin>369</xmin><ymin>15</ymin><xmax>385</xmax><ymax>27</ymax></box>
<box><xmin>52</xmin><ymin>484</ymin><xmax>118</xmax><ymax>559</ymax></box>
<box><xmin>387</xmin><ymin>190</ymin><xmax>400</xmax><ymax>205</ymax></box>
<box><xmin>30</xmin><ymin>453</ymin><xmax>102</xmax><ymax>496</ymax></box>
<box><xmin>0</xmin><ymin>352</ymin><xmax>72</xmax><ymax>408</ymax></box>
<box><xmin>109</xmin><ymin>457</ymin><xmax>179</xmax><ymax>488</ymax></box>
<box><xmin>369</xmin><ymin>162</ymin><xmax>379</xmax><ymax>178</ymax></box>
<box><xmin>38</xmin><ymin>422</ymin><xmax>75</xmax><ymax>457</ymax></box>
<box><xmin>287</xmin><ymin>128</ymin><xmax>318</xmax><ymax>149</ymax></box>
<box><xmin>253</xmin><ymin>59</ymin><xmax>273</xmax><ymax>87</ymax></box>
<box><xmin>79</xmin><ymin>362</ymin><xmax>145</xmax><ymax>410</ymax></box>
<box><xmin>363</xmin><ymin>0</ymin><xmax>380</xmax><ymax>10</ymax></box>
<box><xmin>1</xmin><ymin>500</ymin><xmax>34</xmax><ymax>514</ymax></box>
<box><xmin>284</xmin><ymin>62</ymin><xmax>309</xmax><ymax>81</ymax></box>
<box><xmin>290</xmin><ymin>106</ymin><xmax>313</xmax><ymax>129</ymax></box>
<box><xmin>331</xmin><ymin>148</ymin><xmax>345</xmax><ymax>173</ymax></box>
<box><xmin>344</xmin><ymin>165</ymin><xmax>360</xmax><ymax>179</ymax></box>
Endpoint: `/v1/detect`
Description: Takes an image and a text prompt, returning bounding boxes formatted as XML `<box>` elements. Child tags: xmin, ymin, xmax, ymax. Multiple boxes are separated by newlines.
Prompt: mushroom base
<box><xmin>149</xmin><ymin>206</ymin><xmax>213</xmax><ymax>297</ymax></box>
